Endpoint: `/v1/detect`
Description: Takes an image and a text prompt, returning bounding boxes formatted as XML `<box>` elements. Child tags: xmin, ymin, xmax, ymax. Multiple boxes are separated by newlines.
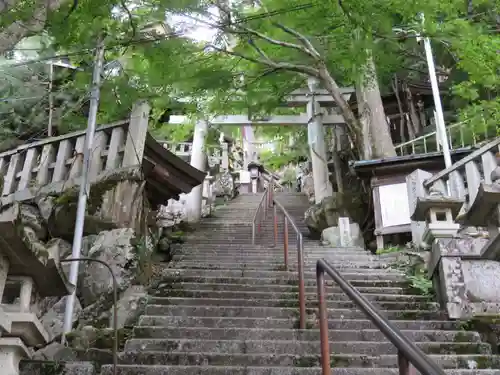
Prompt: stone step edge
<box><xmin>148</xmin><ymin>297</ymin><xmax>438</xmax><ymax>307</ymax></box>
<box><xmin>138</xmin><ymin>316</ymin><xmax>456</xmax><ymax>325</ymax></box>
<box><xmin>100</xmin><ymin>365</ymin><xmax>500</xmax><ymax>373</ymax></box>
<box><xmin>124</xmin><ymin>338</ymin><xmax>483</xmax><ymax>347</ymax></box>
<box><xmin>118</xmin><ymin>351</ymin><xmax>496</xmax><ymax>361</ymax></box>
<box><xmin>132</xmin><ymin>326</ymin><xmax>479</xmax><ymax>337</ymax></box>
<box><xmin>157</xmin><ymin>289</ymin><xmax>430</xmax><ymax>299</ymax></box>
<box><xmin>145</xmin><ymin>304</ymin><xmax>434</xmax><ymax>313</ymax></box>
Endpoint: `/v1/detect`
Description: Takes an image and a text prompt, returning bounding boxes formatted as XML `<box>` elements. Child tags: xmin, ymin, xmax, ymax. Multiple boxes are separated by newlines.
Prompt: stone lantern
<box><xmin>247</xmin><ymin>161</ymin><xmax>264</xmax><ymax>193</ymax></box>
<box><xmin>410</xmin><ymin>187</ymin><xmax>464</xmax><ymax>246</ymax></box>
<box><xmin>0</xmin><ymin>203</ymin><xmax>72</xmax><ymax>375</ymax></box>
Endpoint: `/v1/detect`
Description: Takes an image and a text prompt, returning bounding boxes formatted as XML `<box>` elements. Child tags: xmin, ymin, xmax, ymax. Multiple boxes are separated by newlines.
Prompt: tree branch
<box><xmin>271</xmin><ymin>22</ymin><xmax>322</xmax><ymax>59</ymax></box>
<box><xmin>0</xmin><ymin>0</ymin><xmax>68</xmax><ymax>55</ymax></box>
<box><xmin>0</xmin><ymin>0</ymin><xmax>17</xmax><ymax>15</ymax></box>
<box><xmin>233</xmin><ymin>24</ymin><xmax>318</xmax><ymax>60</ymax></box>
<box><xmin>207</xmin><ymin>44</ymin><xmax>320</xmax><ymax>77</ymax></box>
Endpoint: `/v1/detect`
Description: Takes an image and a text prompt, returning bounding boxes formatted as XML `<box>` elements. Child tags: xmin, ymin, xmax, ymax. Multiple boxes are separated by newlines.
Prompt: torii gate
<box><xmin>169</xmin><ymin>78</ymin><xmax>353</xmax><ymax>222</ymax></box>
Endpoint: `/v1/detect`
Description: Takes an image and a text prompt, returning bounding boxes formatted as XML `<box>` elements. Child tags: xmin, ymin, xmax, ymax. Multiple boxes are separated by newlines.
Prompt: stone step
<box><xmin>100</xmin><ymin>365</ymin><xmax>500</xmax><ymax>375</ymax></box>
<box><xmin>147</xmin><ymin>297</ymin><xmax>439</xmax><ymax>311</ymax></box>
<box><xmin>171</xmin><ymin>255</ymin><xmax>387</xmax><ymax>263</ymax></box>
<box><xmin>170</xmin><ymin>262</ymin><xmax>392</xmax><ymax>270</ymax></box>
<box><xmin>137</xmin><ymin>316</ymin><xmax>465</xmax><ymax>331</ymax></box>
<box><xmin>117</xmin><ymin>352</ymin><xmax>498</xmax><ymax>369</ymax></box>
<box><xmin>171</xmin><ymin>247</ymin><xmax>384</xmax><ymax>255</ymax></box>
<box><xmin>153</xmin><ymin>289</ymin><xmax>430</xmax><ymax>302</ymax></box>
<box><xmin>155</xmin><ymin>277</ymin><xmax>409</xmax><ymax>288</ymax></box>
<box><xmin>123</xmin><ymin>338</ymin><xmax>490</xmax><ymax>356</ymax></box>
<box><xmin>161</xmin><ymin>269</ymin><xmax>405</xmax><ymax>281</ymax></box>
<box><xmin>174</xmin><ymin>247</ymin><xmax>371</xmax><ymax>254</ymax></box>
<box><xmin>155</xmin><ymin>282</ymin><xmax>412</xmax><ymax>295</ymax></box>
<box><xmin>144</xmin><ymin>305</ymin><xmax>445</xmax><ymax>320</ymax></box>
<box><xmin>164</xmin><ymin>264</ymin><xmax>398</xmax><ymax>274</ymax></box>
<box><xmin>157</xmin><ymin>275</ymin><xmax>408</xmax><ymax>288</ymax></box>
<box><xmin>131</xmin><ymin>326</ymin><xmax>479</xmax><ymax>343</ymax></box>
<box><xmin>172</xmin><ymin>251</ymin><xmax>377</xmax><ymax>259</ymax></box>
<box><xmin>20</xmin><ymin>360</ymin><xmax>96</xmax><ymax>375</ymax></box>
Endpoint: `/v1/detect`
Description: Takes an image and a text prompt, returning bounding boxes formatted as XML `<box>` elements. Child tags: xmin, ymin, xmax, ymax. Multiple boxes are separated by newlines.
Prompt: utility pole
<box><xmin>417</xmin><ymin>13</ymin><xmax>452</xmax><ymax>169</ymax></box>
<box><xmin>62</xmin><ymin>37</ymin><xmax>105</xmax><ymax>341</ymax></box>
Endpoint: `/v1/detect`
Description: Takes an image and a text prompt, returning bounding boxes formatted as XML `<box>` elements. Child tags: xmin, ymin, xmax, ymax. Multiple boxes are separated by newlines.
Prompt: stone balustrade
<box><xmin>160</xmin><ymin>141</ymin><xmax>231</xmax><ymax>171</ymax></box>
<box><xmin>406</xmin><ymin>136</ymin><xmax>500</xmax><ymax>319</ymax></box>
<box><xmin>0</xmin><ymin>103</ymin><xmax>151</xmax><ymax>207</ymax></box>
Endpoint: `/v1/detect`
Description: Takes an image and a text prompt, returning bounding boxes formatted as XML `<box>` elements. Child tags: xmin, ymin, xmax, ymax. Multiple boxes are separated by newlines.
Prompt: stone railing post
<box><xmin>221</xmin><ymin>142</ymin><xmax>229</xmax><ymax>171</ymax></box>
<box><xmin>122</xmin><ymin>101</ymin><xmax>150</xmax><ymax>167</ymax></box>
<box><xmin>410</xmin><ymin>182</ymin><xmax>465</xmax><ymax>319</ymax></box>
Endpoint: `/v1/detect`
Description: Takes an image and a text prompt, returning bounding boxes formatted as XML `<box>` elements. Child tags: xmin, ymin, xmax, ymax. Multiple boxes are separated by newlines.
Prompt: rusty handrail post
<box><xmin>283</xmin><ymin>217</ymin><xmax>289</xmax><ymax>269</ymax></box>
<box><xmin>398</xmin><ymin>351</ymin><xmax>417</xmax><ymax>375</ymax></box>
<box><xmin>251</xmin><ymin>222</ymin><xmax>256</xmax><ymax>245</ymax></box>
<box><xmin>316</xmin><ymin>258</ymin><xmax>447</xmax><ymax>375</ymax></box>
<box><xmin>273</xmin><ymin>203</ymin><xmax>278</xmax><ymax>247</ymax></box>
<box><xmin>297</xmin><ymin>233</ymin><xmax>306</xmax><ymax>330</ymax></box>
<box><xmin>316</xmin><ymin>266</ymin><xmax>330</xmax><ymax>375</ymax></box>
<box><xmin>268</xmin><ymin>181</ymin><xmax>273</xmax><ymax>208</ymax></box>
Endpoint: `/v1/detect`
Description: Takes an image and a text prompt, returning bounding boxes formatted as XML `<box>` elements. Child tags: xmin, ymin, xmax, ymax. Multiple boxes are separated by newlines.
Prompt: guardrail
<box><xmin>251</xmin><ymin>185</ymin><xmax>450</xmax><ymax>371</ymax></box>
<box><xmin>272</xmin><ymin>197</ymin><xmax>306</xmax><ymax>330</ymax></box>
<box><xmin>251</xmin><ymin>182</ymin><xmax>272</xmax><ymax>246</ymax></box>
<box><xmin>424</xmin><ymin>137</ymin><xmax>500</xmax><ymax>203</ymax></box>
<box><xmin>316</xmin><ymin>258</ymin><xmax>447</xmax><ymax>375</ymax></box>
<box><xmin>251</xmin><ymin>181</ymin><xmax>306</xmax><ymax>329</ymax></box>
<box><xmin>395</xmin><ymin>121</ymin><xmax>497</xmax><ymax>156</ymax></box>
<box><xmin>316</xmin><ymin>259</ymin><xmax>445</xmax><ymax>375</ymax></box>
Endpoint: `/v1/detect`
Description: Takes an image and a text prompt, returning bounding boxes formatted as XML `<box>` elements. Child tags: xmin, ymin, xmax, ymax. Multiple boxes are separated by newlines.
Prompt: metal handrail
<box><xmin>394</xmin><ymin>121</ymin><xmax>466</xmax><ymax>155</ymax></box>
<box><xmin>316</xmin><ymin>258</ymin><xmax>447</xmax><ymax>375</ymax></box>
<box><xmin>251</xmin><ymin>180</ymin><xmax>273</xmax><ymax>245</ymax></box>
<box><xmin>272</xmin><ymin>198</ymin><xmax>307</xmax><ymax>329</ymax></box>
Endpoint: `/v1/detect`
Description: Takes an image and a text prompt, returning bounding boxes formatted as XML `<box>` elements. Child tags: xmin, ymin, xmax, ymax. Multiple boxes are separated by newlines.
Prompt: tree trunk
<box><xmin>330</xmin><ymin>130</ymin><xmax>344</xmax><ymax>193</ymax></box>
<box><xmin>0</xmin><ymin>0</ymin><xmax>67</xmax><ymax>55</ymax></box>
<box><xmin>404</xmin><ymin>84</ymin><xmax>422</xmax><ymax>136</ymax></box>
<box><xmin>355</xmin><ymin>52</ymin><xmax>396</xmax><ymax>159</ymax></box>
<box><xmin>317</xmin><ymin>66</ymin><xmax>363</xmax><ymax>157</ymax></box>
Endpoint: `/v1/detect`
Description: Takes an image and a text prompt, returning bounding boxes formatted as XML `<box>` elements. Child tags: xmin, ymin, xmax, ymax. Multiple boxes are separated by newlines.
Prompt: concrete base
<box><xmin>0</xmin><ymin>337</ymin><xmax>30</xmax><ymax>375</ymax></box>
<box><xmin>3</xmin><ymin>312</ymin><xmax>49</xmax><ymax>347</ymax></box>
<box><xmin>0</xmin><ymin>307</ymin><xmax>12</xmax><ymax>334</ymax></box>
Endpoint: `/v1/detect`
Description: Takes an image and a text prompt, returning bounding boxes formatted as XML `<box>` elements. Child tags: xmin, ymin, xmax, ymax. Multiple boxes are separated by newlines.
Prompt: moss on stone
<box><xmin>277</xmin><ymin>299</ymin><xmax>299</xmax><ymax>308</ymax></box>
<box><xmin>38</xmin><ymin>361</ymin><xmax>65</xmax><ymax>375</ymax></box>
<box><xmin>293</xmin><ymin>356</ymin><xmax>318</xmax><ymax>367</ymax></box>
<box><xmin>272</xmin><ymin>265</ymin><xmax>288</xmax><ymax>271</ymax></box>
<box><xmin>52</xmin><ymin>167</ymin><xmax>142</xmax><ymax>215</ymax></box>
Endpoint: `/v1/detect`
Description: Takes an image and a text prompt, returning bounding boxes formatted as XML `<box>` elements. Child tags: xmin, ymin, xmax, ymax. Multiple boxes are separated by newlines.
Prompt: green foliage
<box><xmin>0</xmin><ymin>0</ymin><xmax>497</xmax><ymax>153</ymax></box>
<box><xmin>376</xmin><ymin>245</ymin><xmax>402</xmax><ymax>255</ymax></box>
<box><xmin>390</xmin><ymin>248</ymin><xmax>435</xmax><ymax>297</ymax></box>
<box><xmin>130</xmin><ymin>235</ymin><xmax>154</xmax><ymax>286</ymax></box>
<box><xmin>260</xmin><ymin>148</ymin><xmax>305</xmax><ymax>171</ymax></box>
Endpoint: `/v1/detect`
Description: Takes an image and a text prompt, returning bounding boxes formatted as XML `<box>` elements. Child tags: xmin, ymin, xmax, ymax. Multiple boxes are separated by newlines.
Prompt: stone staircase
<box><xmin>101</xmin><ymin>192</ymin><xmax>500</xmax><ymax>374</ymax></box>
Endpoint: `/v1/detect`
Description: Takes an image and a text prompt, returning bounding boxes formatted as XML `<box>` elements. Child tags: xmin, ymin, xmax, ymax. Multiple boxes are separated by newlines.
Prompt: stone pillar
<box><xmin>242</xmin><ymin>125</ymin><xmax>256</xmax><ymax>168</ymax></box>
<box><xmin>221</xmin><ymin>142</ymin><xmax>229</xmax><ymax>171</ymax></box>
<box><xmin>0</xmin><ymin>254</ymin><xmax>8</xmax><ymax>300</ymax></box>
<box><xmin>406</xmin><ymin>169</ymin><xmax>433</xmax><ymax>249</ymax></box>
<box><xmin>123</xmin><ymin>101</ymin><xmax>150</xmax><ymax>166</ymax></box>
<box><xmin>18</xmin><ymin>277</ymin><xmax>33</xmax><ymax>313</ymax></box>
<box><xmin>307</xmin><ymin>77</ymin><xmax>333</xmax><ymax>204</ymax></box>
<box><xmin>186</xmin><ymin>120</ymin><xmax>208</xmax><ymax>223</ymax></box>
